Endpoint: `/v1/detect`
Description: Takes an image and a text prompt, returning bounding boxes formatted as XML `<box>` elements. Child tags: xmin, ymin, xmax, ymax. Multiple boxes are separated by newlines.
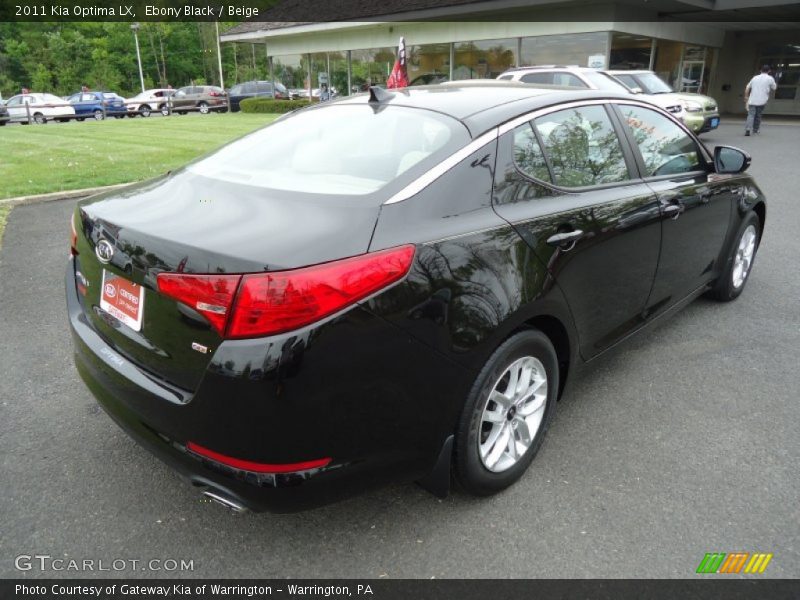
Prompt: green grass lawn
<box><xmin>0</xmin><ymin>112</ymin><xmax>278</xmax><ymax>200</ymax></box>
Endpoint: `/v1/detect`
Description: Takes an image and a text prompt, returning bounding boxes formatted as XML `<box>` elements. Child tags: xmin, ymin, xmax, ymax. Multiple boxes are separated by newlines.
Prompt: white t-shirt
<box><xmin>747</xmin><ymin>73</ymin><xmax>777</xmax><ymax>106</ymax></box>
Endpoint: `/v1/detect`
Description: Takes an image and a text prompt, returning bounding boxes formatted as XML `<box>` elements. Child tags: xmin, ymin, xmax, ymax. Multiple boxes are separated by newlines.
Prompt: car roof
<box><xmin>333</xmin><ymin>82</ymin><xmax>634</xmax><ymax>137</ymax></box>
<box><xmin>503</xmin><ymin>65</ymin><xmax>590</xmax><ymax>72</ymax></box>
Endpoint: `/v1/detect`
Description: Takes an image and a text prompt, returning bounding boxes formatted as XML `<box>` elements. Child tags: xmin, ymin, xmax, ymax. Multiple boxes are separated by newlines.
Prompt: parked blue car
<box><xmin>67</xmin><ymin>91</ymin><xmax>127</xmax><ymax>121</ymax></box>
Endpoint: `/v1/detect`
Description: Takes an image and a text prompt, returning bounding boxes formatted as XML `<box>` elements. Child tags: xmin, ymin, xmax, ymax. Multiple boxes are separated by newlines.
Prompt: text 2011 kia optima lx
<box><xmin>67</xmin><ymin>83</ymin><xmax>766</xmax><ymax>512</ymax></box>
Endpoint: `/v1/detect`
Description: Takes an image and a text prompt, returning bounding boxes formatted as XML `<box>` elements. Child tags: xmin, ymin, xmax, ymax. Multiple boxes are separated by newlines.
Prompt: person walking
<box><xmin>744</xmin><ymin>65</ymin><xmax>777</xmax><ymax>136</ymax></box>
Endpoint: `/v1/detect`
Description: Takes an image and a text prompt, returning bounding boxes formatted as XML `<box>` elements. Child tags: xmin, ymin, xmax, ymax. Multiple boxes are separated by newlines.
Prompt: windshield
<box><xmin>188</xmin><ymin>104</ymin><xmax>469</xmax><ymax>196</ymax></box>
<box><xmin>582</xmin><ymin>71</ymin><xmax>631</xmax><ymax>93</ymax></box>
<box><xmin>635</xmin><ymin>73</ymin><xmax>673</xmax><ymax>94</ymax></box>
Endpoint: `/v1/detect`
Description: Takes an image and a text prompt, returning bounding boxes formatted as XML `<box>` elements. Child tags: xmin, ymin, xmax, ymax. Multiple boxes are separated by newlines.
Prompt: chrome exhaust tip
<box><xmin>202</xmin><ymin>490</ymin><xmax>248</xmax><ymax>513</ymax></box>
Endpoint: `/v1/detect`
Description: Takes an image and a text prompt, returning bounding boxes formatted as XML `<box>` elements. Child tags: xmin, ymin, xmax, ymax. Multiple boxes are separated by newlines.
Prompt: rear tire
<box><xmin>198</xmin><ymin>102</ymin><xmax>210</xmax><ymax>114</ymax></box>
<box><xmin>140</xmin><ymin>105</ymin><xmax>151</xmax><ymax>118</ymax></box>
<box><xmin>708</xmin><ymin>211</ymin><xmax>761</xmax><ymax>302</ymax></box>
<box><xmin>93</xmin><ymin>110</ymin><xmax>104</xmax><ymax>121</ymax></box>
<box><xmin>454</xmin><ymin>330</ymin><xmax>558</xmax><ymax>496</ymax></box>
<box><xmin>160</xmin><ymin>105</ymin><xmax>170</xmax><ymax>116</ymax></box>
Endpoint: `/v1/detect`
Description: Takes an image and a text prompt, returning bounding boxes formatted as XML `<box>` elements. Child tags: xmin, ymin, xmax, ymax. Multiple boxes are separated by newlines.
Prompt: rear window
<box><xmin>187</xmin><ymin>105</ymin><xmax>469</xmax><ymax>195</ymax></box>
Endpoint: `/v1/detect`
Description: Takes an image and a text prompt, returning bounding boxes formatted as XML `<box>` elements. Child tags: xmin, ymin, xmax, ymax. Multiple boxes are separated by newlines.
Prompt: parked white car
<box><xmin>4</xmin><ymin>93</ymin><xmax>76</xmax><ymax>124</ymax></box>
<box><xmin>124</xmin><ymin>88</ymin><xmax>175</xmax><ymax>117</ymax></box>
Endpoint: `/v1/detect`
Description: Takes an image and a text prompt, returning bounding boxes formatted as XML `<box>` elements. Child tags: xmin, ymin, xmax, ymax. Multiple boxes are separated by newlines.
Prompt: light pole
<box><xmin>215</xmin><ymin>21</ymin><xmax>225</xmax><ymax>90</ymax></box>
<box><xmin>131</xmin><ymin>22</ymin><xmax>145</xmax><ymax>93</ymax></box>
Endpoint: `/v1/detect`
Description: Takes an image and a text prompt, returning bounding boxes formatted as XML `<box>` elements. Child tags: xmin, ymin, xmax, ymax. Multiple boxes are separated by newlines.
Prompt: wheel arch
<box><xmin>752</xmin><ymin>201</ymin><xmax>766</xmax><ymax>246</ymax></box>
<box><xmin>516</xmin><ymin>314</ymin><xmax>572</xmax><ymax>399</ymax></box>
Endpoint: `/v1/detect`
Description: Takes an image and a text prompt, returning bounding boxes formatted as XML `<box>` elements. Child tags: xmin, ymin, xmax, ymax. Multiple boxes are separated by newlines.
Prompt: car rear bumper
<box><xmin>66</xmin><ymin>258</ymin><xmax>464</xmax><ymax>512</ymax></box>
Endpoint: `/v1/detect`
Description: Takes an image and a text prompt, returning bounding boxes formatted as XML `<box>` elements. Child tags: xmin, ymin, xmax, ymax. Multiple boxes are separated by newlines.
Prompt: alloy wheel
<box><xmin>732</xmin><ymin>224</ymin><xmax>757</xmax><ymax>289</ymax></box>
<box><xmin>479</xmin><ymin>356</ymin><xmax>548</xmax><ymax>473</ymax></box>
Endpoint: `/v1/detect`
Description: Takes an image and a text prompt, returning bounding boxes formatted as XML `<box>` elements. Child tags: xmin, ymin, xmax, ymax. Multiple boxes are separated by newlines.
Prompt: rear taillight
<box><xmin>209</xmin><ymin>91</ymin><xmax>223</xmax><ymax>97</ymax></box>
<box><xmin>157</xmin><ymin>274</ymin><xmax>242</xmax><ymax>336</ymax></box>
<box><xmin>70</xmin><ymin>214</ymin><xmax>79</xmax><ymax>256</ymax></box>
<box><xmin>156</xmin><ymin>245</ymin><xmax>415</xmax><ymax>339</ymax></box>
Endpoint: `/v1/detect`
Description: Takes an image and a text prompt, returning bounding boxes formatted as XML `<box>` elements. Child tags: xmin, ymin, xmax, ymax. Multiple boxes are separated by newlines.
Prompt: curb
<box><xmin>0</xmin><ymin>183</ymin><xmax>132</xmax><ymax>207</ymax></box>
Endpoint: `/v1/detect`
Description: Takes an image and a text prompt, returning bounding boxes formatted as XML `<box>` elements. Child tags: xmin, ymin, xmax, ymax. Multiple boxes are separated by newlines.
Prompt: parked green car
<box><xmin>608</xmin><ymin>70</ymin><xmax>720</xmax><ymax>134</ymax></box>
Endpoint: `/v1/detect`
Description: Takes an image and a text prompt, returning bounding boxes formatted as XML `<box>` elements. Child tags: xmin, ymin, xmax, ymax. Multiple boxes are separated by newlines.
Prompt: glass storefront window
<box><xmin>520</xmin><ymin>32</ymin><xmax>608</xmax><ymax>69</ymax></box>
<box><xmin>350</xmin><ymin>47</ymin><xmax>396</xmax><ymax>92</ymax></box>
<box><xmin>454</xmin><ymin>39</ymin><xmax>516</xmax><ymax>80</ymax></box>
<box><xmin>272</xmin><ymin>54</ymin><xmax>305</xmax><ymax>91</ymax></box>
<box><xmin>407</xmin><ymin>43</ymin><xmax>451</xmax><ymax>85</ymax></box>
<box><xmin>759</xmin><ymin>45</ymin><xmax>800</xmax><ymax>102</ymax></box>
<box><xmin>610</xmin><ymin>33</ymin><xmax>652</xmax><ymax>70</ymax></box>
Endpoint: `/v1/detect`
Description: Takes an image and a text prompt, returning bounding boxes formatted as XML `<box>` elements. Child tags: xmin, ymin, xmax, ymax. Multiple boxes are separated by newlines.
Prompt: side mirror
<box><xmin>714</xmin><ymin>146</ymin><xmax>751</xmax><ymax>174</ymax></box>
<box><xmin>630</xmin><ymin>86</ymin><xmax>643</xmax><ymax>94</ymax></box>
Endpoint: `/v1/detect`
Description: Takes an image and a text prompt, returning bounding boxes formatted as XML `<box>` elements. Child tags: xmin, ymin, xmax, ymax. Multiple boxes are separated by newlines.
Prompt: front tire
<box><xmin>198</xmin><ymin>102</ymin><xmax>210</xmax><ymax>114</ymax></box>
<box><xmin>33</xmin><ymin>113</ymin><xmax>46</xmax><ymax>124</ymax></box>
<box><xmin>708</xmin><ymin>211</ymin><xmax>761</xmax><ymax>302</ymax></box>
<box><xmin>454</xmin><ymin>330</ymin><xmax>558</xmax><ymax>496</ymax></box>
<box><xmin>140</xmin><ymin>105</ymin><xmax>152</xmax><ymax>118</ymax></box>
<box><xmin>93</xmin><ymin>109</ymin><xmax>104</xmax><ymax>121</ymax></box>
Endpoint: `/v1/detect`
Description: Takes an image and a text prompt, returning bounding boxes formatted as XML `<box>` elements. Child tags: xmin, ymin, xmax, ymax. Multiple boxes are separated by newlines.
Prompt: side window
<box><xmin>6</xmin><ymin>96</ymin><xmax>21</xmax><ymax>106</ymax></box>
<box><xmin>552</xmin><ymin>72</ymin><xmax>588</xmax><ymax>88</ymax></box>
<box><xmin>68</xmin><ymin>93</ymin><xmax>81</xmax><ymax>102</ymax></box>
<box><xmin>534</xmin><ymin>105</ymin><xmax>630</xmax><ymax>187</ymax></box>
<box><xmin>521</xmin><ymin>72</ymin><xmax>553</xmax><ymax>85</ymax></box>
<box><xmin>617</xmin><ymin>104</ymin><xmax>702</xmax><ymax>177</ymax></box>
<box><xmin>497</xmin><ymin>74</ymin><xmax>513</xmax><ymax>81</ymax></box>
<box><xmin>513</xmin><ymin>123</ymin><xmax>551</xmax><ymax>183</ymax></box>
<box><xmin>82</xmin><ymin>93</ymin><xmax>95</xmax><ymax>102</ymax></box>
<box><xmin>615</xmin><ymin>74</ymin><xmax>638</xmax><ymax>89</ymax></box>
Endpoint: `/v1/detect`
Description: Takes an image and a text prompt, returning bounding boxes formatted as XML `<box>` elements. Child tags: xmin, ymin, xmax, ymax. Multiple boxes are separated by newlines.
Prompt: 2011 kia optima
<box><xmin>67</xmin><ymin>83</ymin><xmax>766</xmax><ymax>512</ymax></box>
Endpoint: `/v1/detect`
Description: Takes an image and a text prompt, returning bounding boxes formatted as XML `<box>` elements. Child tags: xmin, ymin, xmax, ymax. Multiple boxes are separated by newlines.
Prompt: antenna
<box><xmin>368</xmin><ymin>86</ymin><xmax>395</xmax><ymax>103</ymax></box>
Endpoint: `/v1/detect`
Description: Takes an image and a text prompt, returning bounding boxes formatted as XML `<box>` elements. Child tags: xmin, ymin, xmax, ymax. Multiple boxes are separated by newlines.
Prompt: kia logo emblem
<box><xmin>96</xmin><ymin>239</ymin><xmax>114</xmax><ymax>264</ymax></box>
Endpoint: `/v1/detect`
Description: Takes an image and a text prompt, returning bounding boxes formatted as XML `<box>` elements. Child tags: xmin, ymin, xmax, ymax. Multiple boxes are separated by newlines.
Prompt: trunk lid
<box><xmin>72</xmin><ymin>171</ymin><xmax>380</xmax><ymax>391</ymax></box>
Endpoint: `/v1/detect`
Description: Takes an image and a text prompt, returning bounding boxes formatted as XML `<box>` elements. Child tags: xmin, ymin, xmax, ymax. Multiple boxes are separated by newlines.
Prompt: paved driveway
<box><xmin>0</xmin><ymin>121</ymin><xmax>798</xmax><ymax>579</ymax></box>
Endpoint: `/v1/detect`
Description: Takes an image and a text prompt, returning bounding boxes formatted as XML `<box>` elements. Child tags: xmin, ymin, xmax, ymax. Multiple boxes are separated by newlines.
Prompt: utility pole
<box><xmin>131</xmin><ymin>22</ymin><xmax>145</xmax><ymax>93</ymax></box>
<box><xmin>215</xmin><ymin>21</ymin><xmax>224</xmax><ymax>90</ymax></box>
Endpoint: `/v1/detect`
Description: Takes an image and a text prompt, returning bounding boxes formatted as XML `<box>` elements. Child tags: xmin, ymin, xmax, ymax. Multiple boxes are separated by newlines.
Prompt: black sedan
<box><xmin>66</xmin><ymin>83</ymin><xmax>765</xmax><ymax>512</ymax></box>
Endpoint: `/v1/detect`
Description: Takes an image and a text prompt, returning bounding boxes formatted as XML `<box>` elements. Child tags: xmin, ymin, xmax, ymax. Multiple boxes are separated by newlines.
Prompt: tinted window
<box><xmin>256</xmin><ymin>83</ymin><xmax>273</xmax><ymax>93</ymax></box>
<box><xmin>617</xmin><ymin>104</ymin><xmax>702</xmax><ymax>177</ymax></box>
<box><xmin>69</xmin><ymin>93</ymin><xmax>81</xmax><ymax>102</ymax></box>
<box><xmin>582</xmin><ymin>71</ymin><xmax>631</xmax><ymax>93</ymax></box>
<box><xmin>513</xmin><ymin>124</ymin><xmax>551</xmax><ymax>183</ymax></box>
<box><xmin>497</xmin><ymin>74</ymin><xmax>513</xmax><ymax>81</ymax></box>
<box><xmin>6</xmin><ymin>96</ymin><xmax>21</xmax><ymax>106</ymax></box>
<box><xmin>534</xmin><ymin>105</ymin><xmax>630</xmax><ymax>187</ymax></box>
<box><xmin>521</xmin><ymin>72</ymin><xmax>553</xmax><ymax>85</ymax></box>
<box><xmin>230</xmin><ymin>85</ymin><xmax>243</xmax><ymax>95</ymax></box>
<box><xmin>552</xmin><ymin>72</ymin><xmax>587</xmax><ymax>87</ymax></box>
<box><xmin>187</xmin><ymin>105</ymin><xmax>469</xmax><ymax>196</ymax></box>
<box><xmin>614</xmin><ymin>74</ymin><xmax>639</xmax><ymax>89</ymax></box>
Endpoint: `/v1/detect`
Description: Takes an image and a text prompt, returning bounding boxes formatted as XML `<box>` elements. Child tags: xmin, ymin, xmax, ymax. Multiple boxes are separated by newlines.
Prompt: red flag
<box><xmin>386</xmin><ymin>37</ymin><xmax>409</xmax><ymax>89</ymax></box>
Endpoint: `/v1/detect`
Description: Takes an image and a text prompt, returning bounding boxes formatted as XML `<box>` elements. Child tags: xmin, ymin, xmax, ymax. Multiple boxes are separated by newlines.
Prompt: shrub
<box><xmin>239</xmin><ymin>98</ymin><xmax>317</xmax><ymax>114</ymax></box>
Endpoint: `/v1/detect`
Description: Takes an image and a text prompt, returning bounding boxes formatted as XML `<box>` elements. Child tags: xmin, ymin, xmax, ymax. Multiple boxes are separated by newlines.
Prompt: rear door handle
<box><xmin>546</xmin><ymin>229</ymin><xmax>584</xmax><ymax>248</ymax></box>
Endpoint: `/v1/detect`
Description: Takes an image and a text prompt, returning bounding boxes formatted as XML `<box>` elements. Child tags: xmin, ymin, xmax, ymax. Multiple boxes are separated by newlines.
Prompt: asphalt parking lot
<box><xmin>0</xmin><ymin>120</ymin><xmax>798</xmax><ymax>579</ymax></box>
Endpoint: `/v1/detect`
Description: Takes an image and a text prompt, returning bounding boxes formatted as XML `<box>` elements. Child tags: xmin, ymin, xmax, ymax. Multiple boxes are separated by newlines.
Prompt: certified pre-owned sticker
<box><xmin>100</xmin><ymin>270</ymin><xmax>145</xmax><ymax>331</ymax></box>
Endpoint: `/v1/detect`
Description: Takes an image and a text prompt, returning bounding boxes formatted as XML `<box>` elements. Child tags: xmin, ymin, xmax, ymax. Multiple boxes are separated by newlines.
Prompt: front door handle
<box><xmin>662</xmin><ymin>203</ymin><xmax>684</xmax><ymax>219</ymax></box>
<box><xmin>546</xmin><ymin>229</ymin><xmax>584</xmax><ymax>249</ymax></box>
